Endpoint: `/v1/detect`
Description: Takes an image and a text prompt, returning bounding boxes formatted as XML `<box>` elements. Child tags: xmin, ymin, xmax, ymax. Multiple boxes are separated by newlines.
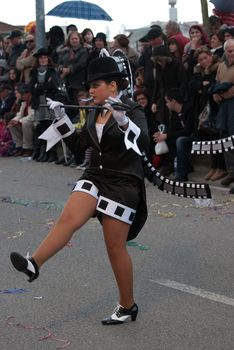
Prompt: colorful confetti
<box><xmin>5</xmin><ymin>316</ymin><xmax>71</xmax><ymax>349</ymax></box>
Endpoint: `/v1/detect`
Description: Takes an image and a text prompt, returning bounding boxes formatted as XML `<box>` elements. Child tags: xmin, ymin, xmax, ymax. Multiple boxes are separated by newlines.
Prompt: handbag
<box><xmin>198</xmin><ymin>102</ymin><xmax>217</xmax><ymax>135</ymax></box>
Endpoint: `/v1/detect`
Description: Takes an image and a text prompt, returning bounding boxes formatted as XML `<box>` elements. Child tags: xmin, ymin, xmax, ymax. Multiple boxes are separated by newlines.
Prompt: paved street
<box><xmin>0</xmin><ymin>157</ymin><xmax>234</xmax><ymax>350</ymax></box>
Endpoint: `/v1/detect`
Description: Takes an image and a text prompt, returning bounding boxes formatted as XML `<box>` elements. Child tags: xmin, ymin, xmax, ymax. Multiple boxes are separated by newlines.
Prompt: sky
<box><xmin>1</xmin><ymin>0</ymin><xmax>215</xmax><ymax>38</ymax></box>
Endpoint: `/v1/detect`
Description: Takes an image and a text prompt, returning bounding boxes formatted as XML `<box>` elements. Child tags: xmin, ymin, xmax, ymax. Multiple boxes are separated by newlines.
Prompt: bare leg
<box><xmin>102</xmin><ymin>215</ymin><xmax>134</xmax><ymax>309</ymax></box>
<box><xmin>32</xmin><ymin>192</ymin><xmax>97</xmax><ymax>267</ymax></box>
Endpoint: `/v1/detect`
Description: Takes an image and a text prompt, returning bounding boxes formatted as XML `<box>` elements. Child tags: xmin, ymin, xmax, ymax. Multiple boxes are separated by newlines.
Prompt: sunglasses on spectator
<box><xmin>25</xmin><ymin>40</ymin><xmax>34</xmax><ymax>43</ymax></box>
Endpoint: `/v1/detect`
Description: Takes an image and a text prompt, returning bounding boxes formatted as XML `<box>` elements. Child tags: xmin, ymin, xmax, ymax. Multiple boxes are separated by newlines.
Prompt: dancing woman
<box><xmin>10</xmin><ymin>56</ymin><xmax>149</xmax><ymax>325</ymax></box>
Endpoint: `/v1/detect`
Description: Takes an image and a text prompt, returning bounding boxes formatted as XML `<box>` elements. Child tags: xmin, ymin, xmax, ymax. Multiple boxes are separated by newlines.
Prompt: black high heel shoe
<box><xmin>10</xmin><ymin>252</ymin><xmax>39</xmax><ymax>282</ymax></box>
<box><xmin>101</xmin><ymin>303</ymin><xmax>138</xmax><ymax>325</ymax></box>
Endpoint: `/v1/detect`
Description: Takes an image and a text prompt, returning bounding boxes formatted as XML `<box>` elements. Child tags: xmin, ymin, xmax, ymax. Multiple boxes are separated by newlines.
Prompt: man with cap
<box><xmin>7</xmin><ymin>30</ymin><xmax>25</xmax><ymax>69</ymax></box>
<box><xmin>8</xmin><ymin>83</ymin><xmax>35</xmax><ymax>157</ymax></box>
<box><xmin>10</xmin><ymin>56</ymin><xmax>149</xmax><ymax>325</ymax></box>
<box><xmin>138</xmin><ymin>27</ymin><xmax>165</xmax><ymax>100</ymax></box>
<box><xmin>16</xmin><ymin>34</ymin><xmax>36</xmax><ymax>83</ymax></box>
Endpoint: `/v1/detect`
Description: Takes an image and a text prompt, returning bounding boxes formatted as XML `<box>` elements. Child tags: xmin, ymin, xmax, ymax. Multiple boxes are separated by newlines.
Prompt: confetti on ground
<box><xmin>127</xmin><ymin>241</ymin><xmax>150</xmax><ymax>251</ymax></box>
<box><xmin>33</xmin><ymin>296</ymin><xmax>44</xmax><ymax>300</ymax></box>
<box><xmin>1</xmin><ymin>196</ymin><xmax>64</xmax><ymax>211</ymax></box>
<box><xmin>7</xmin><ymin>231</ymin><xmax>25</xmax><ymax>239</ymax></box>
<box><xmin>66</xmin><ymin>241</ymin><xmax>74</xmax><ymax>247</ymax></box>
<box><xmin>157</xmin><ymin>210</ymin><xmax>176</xmax><ymax>218</ymax></box>
<box><xmin>0</xmin><ymin>288</ymin><xmax>30</xmax><ymax>294</ymax></box>
<box><xmin>5</xmin><ymin>316</ymin><xmax>71</xmax><ymax>349</ymax></box>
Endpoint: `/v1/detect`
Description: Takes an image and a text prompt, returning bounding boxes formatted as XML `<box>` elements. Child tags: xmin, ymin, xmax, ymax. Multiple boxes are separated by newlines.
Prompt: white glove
<box><xmin>46</xmin><ymin>98</ymin><xmax>66</xmax><ymax>119</ymax></box>
<box><xmin>104</xmin><ymin>96</ymin><xmax>129</xmax><ymax>126</ymax></box>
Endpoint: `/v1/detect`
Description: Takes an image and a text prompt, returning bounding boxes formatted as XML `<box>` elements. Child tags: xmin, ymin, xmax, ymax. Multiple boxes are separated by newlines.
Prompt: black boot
<box><xmin>10</xmin><ymin>252</ymin><xmax>39</xmax><ymax>282</ymax></box>
<box><xmin>37</xmin><ymin>143</ymin><xmax>47</xmax><ymax>162</ymax></box>
<box><xmin>47</xmin><ymin>147</ymin><xmax>58</xmax><ymax>163</ymax></box>
<box><xmin>102</xmin><ymin>303</ymin><xmax>138</xmax><ymax>325</ymax></box>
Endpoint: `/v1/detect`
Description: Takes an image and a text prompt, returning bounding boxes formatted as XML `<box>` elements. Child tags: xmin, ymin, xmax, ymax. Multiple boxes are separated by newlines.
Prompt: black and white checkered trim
<box><xmin>191</xmin><ymin>135</ymin><xmax>234</xmax><ymax>154</ymax></box>
<box><xmin>72</xmin><ymin>180</ymin><xmax>99</xmax><ymax>199</ymax></box>
<box><xmin>97</xmin><ymin>196</ymin><xmax>136</xmax><ymax>224</ymax></box>
<box><xmin>141</xmin><ymin>152</ymin><xmax>212</xmax><ymax>199</ymax></box>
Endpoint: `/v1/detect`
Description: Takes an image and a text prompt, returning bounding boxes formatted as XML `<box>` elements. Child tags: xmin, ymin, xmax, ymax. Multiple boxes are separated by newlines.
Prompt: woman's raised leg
<box><xmin>32</xmin><ymin>192</ymin><xmax>97</xmax><ymax>267</ymax></box>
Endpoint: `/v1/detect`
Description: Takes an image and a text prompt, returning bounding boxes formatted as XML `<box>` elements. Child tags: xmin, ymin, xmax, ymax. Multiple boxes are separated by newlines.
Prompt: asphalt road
<box><xmin>0</xmin><ymin>157</ymin><xmax>234</xmax><ymax>350</ymax></box>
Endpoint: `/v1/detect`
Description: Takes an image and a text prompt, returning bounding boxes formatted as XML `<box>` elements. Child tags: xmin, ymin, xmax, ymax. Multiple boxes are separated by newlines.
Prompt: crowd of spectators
<box><xmin>0</xmin><ymin>18</ymin><xmax>234</xmax><ymax>194</ymax></box>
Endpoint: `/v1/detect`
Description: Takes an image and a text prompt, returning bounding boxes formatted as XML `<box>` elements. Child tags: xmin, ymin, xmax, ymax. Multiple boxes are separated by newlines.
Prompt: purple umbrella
<box><xmin>210</xmin><ymin>0</ymin><xmax>234</xmax><ymax>13</ymax></box>
<box><xmin>46</xmin><ymin>0</ymin><xmax>112</xmax><ymax>21</ymax></box>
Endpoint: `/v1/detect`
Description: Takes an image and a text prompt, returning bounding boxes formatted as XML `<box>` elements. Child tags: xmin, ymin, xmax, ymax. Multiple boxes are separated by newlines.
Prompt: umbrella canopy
<box><xmin>210</xmin><ymin>0</ymin><xmax>234</xmax><ymax>13</ymax></box>
<box><xmin>46</xmin><ymin>0</ymin><xmax>112</xmax><ymax>21</ymax></box>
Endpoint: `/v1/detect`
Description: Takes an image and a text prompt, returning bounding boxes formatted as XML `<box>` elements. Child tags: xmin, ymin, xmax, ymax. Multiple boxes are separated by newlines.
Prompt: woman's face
<box><xmin>38</xmin><ymin>55</ymin><xmax>49</xmax><ymax>66</ymax></box>
<box><xmin>69</xmin><ymin>33</ymin><xmax>80</xmax><ymax>47</ymax></box>
<box><xmin>190</xmin><ymin>28</ymin><xmax>202</xmax><ymax>40</ymax></box>
<box><xmin>210</xmin><ymin>34</ymin><xmax>222</xmax><ymax>48</ymax></box>
<box><xmin>198</xmin><ymin>52</ymin><xmax>213</xmax><ymax>69</ymax></box>
<box><xmin>9</xmin><ymin>69</ymin><xmax>16</xmax><ymax>80</ymax></box>
<box><xmin>169</xmin><ymin>43</ymin><xmax>178</xmax><ymax>53</ymax></box>
<box><xmin>136</xmin><ymin>94</ymin><xmax>148</xmax><ymax>108</ymax></box>
<box><xmin>89</xmin><ymin>80</ymin><xmax>116</xmax><ymax>105</ymax></box>
<box><xmin>95</xmin><ymin>39</ymin><xmax>105</xmax><ymax>49</ymax></box>
<box><xmin>84</xmin><ymin>31</ymin><xmax>93</xmax><ymax>43</ymax></box>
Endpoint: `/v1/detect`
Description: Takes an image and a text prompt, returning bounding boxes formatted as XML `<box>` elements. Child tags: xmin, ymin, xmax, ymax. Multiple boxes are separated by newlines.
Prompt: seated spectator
<box><xmin>0</xmin><ymin>59</ymin><xmax>10</xmax><ymax>83</ymax></box>
<box><xmin>0</xmin><ymin>114</ymin><xmax>14</xmax><ymax>156</ymax></box>
<box><xmin>16</xmin><ymin>33</ymin><xmax>36</xmax><ymax>83</ymax></box>
<box><xmin>153</xmin><ymin>88</ymin><xmax>195</xmax><ymax>177</ymax></box>
<box><xmin>133</xmin><ymin>89</ymin><xmax>158</xmax><ymax>162</ymax></box>
<box><xmin>0</xmin><ymin>83</ymin><xmax>16</xmax><ymax>118</ymax></box>
<box><xmin>134</xmin><ymin>66</ymin><xmax>145</xmax><ymax>91</ymax></box>
<box><xmin>8</xmin><ymin>83</ymin><xmax>35</xmax><ymax>157</ymax></box>
<box><xmin>8</xmin><ymin>68</ymin><xmax>20</xmax><ymax>89</ymax></box>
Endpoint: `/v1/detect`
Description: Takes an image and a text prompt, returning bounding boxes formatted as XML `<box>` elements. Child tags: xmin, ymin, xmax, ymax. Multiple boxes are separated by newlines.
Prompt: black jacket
<box><xmin>63</xmin><ymin>96</ymin><xmax>149</xmax><ymax>241</ymax></box>
<box><xmin>29</xmin><ymin>67</ymin><xmax>61</xmax><ymax>110</ymax></box>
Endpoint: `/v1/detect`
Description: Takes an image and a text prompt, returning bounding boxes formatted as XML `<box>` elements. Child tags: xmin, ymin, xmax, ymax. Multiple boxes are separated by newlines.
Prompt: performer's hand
<box><xmin>104</xmin><ymin>96</ymin><xmax>129</xmax><ymax>126</ymax></box>
<box><xmin>46</xmin><ymin>98</ymin><xmax>66</xmax><ymax>119</ymax></box>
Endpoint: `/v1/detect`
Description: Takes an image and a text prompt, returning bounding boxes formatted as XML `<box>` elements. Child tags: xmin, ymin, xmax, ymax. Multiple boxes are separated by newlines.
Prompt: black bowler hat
<box><xmin>33</xmin><ymin>48</ymin><xmax>50</xmax><ymax>58</ymax></box>
<box><xmin>146</xmin><ymin>28</ymin><xmax>163</xmax><ymax>40</ymax></box>
<box><xmin>86</xmin><ymin>56</ymin><xmax>127</xmax><ymax>84</ymax></box>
